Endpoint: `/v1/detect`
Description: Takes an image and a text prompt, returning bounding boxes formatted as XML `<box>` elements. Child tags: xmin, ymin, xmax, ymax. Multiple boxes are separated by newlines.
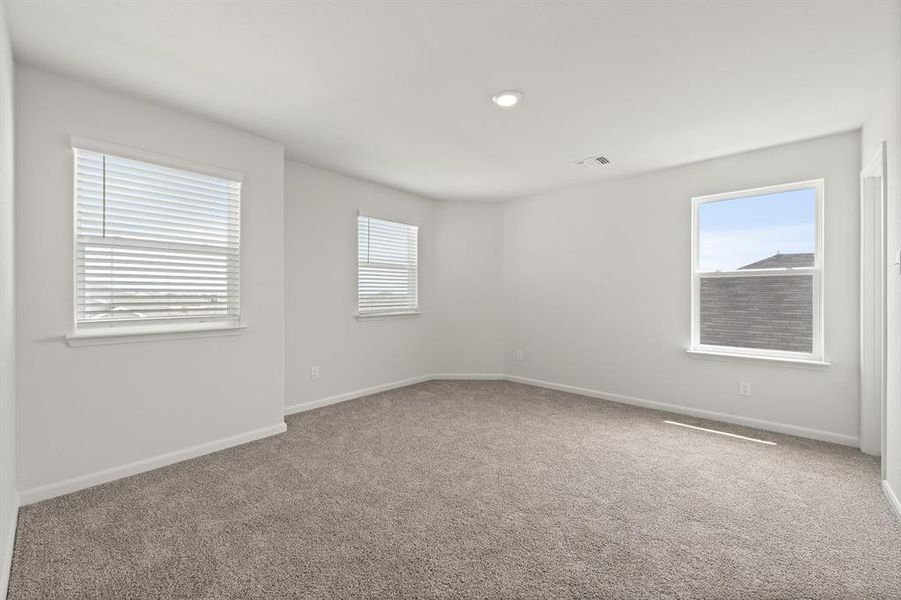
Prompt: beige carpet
<box><xmin>8</xmin><ymin>380</ymin><xmax>901</xmax><ymax>599</ymax></box>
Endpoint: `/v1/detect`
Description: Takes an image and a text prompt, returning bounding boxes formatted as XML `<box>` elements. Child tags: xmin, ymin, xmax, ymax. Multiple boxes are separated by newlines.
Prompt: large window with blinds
<box><xmin>357</xmin><ymin>214</ymin><xmax>419</xmax><ymax>317</ymax></box>
<box><xmin>690</xmin><ymin>180</ymin><xmax>824</xmax><ymax>362</ymax></box>
<box><xmin>74</xmin><ymin>146</ymin><xmax>241</xmax><ymax>329</ymax></box>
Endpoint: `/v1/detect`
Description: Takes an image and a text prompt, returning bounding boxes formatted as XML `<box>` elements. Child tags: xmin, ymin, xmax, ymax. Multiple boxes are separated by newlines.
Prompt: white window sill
<box><xmin>355</xmin><ymin>311</ymin><xmax>422</xmax><ymax>321</ymax></box>
<box><xmin>686</xmin><ymin>348</ymin><xmax>830</xmax><ymax>369</ymax></box>
<box><xmin>66</xmin><ymin>321</ymin><xmax>247</xmax><ymax>347</ymax></box>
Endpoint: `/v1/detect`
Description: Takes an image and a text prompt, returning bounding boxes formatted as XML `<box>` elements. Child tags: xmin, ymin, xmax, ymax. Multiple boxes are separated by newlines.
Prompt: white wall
<box><xmin>15</xmin><ymin>65</ymin><xmax>286</xmax><ymax>498</ymax></box>
<box><xmin>503</xmin><ymin>131</ymin><xmax>861</xmax><ymax>444</ymax></box>
<box><xmin>284</xmin><ymin>163</ymin><xmax>507</xmax><ymax>408</ymax></box>
<box><xmin>285</xmin><ymin>161</ymin><xmax>436</xmax><ymax>409</ymax></box>
<box><xmin>433</xmin><ymin>201</ymin><xmax>504</xmax><ymax>376</ymax></box>
<box><xmin>862</xmin><ymin>59</ymin><xmax>901</xmax><ymax>510</ymax></box>
<box><xmin>0</xmin><ymin>1</ymin><xmax>15</xmax><ymax>596</ymax></box>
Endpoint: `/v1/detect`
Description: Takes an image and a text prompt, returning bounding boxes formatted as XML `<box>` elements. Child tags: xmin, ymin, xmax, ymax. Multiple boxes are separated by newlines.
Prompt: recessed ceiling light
<box><xmin>492</xmin><ymin>90</ymin><xmax>522</xmax><ymax>108</ymax></box>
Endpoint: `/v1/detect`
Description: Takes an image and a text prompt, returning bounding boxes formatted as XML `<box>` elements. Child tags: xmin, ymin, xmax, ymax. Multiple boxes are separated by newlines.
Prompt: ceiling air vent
<box><xmin>577</xmin><ymin>155</ymin><xmax>612</xmax><ymax>167</ymax></box>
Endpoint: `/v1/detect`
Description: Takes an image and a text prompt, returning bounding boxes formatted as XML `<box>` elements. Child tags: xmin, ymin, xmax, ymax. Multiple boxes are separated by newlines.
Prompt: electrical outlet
<box><xmin>516</xmin><ymin>350</ymin><xmax>524</xmax><ymax>361</ymax></box>
<box><xmin>311</xmin><ymin>366</ymin><xmax>320</xmax><ymax>380</ymax></box>
<box><xmin>739</xmin><ymin>381</ymin><xmax>751</xmax><ymax>396</ymax></box>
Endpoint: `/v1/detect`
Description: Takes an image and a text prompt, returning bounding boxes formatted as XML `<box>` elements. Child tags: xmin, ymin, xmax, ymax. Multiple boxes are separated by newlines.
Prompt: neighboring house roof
<box><xmin>738</xmin><ymin>252</ymin><xmax>814</xmax><ymax>270</ymax></box>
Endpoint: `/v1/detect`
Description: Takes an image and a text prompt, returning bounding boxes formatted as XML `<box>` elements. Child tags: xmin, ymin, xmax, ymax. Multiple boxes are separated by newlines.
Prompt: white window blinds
<box><xmin>74</xmin><ymin>148</ymin><xmax>241</xmax><ymax>326</ymax></box>
<box><xmin>357</xmin><ymin>214</ymin><xmax>419</xmax><ymax>316</ymax></box>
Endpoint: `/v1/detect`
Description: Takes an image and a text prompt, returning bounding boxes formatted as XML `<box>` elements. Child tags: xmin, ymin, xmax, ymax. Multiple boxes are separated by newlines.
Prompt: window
<box><xmin>74</xmin><ymin>146</ymin><xmax>241</xmax><ymax>329</ymax></box>
<box><xmin>357</xmin><ymin>214</ymin><xmax>419</xmax><ymax>317</ymax></box>
<box><xmin>690</xmin><ymin>180</ymin><xmax>824</xmax><ymax>362</ymax></box>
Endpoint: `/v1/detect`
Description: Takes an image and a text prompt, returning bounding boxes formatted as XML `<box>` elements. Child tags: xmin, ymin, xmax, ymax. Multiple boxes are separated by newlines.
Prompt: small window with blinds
<box><xmin>357</xmin><ymin>214</ymin><xmax>419</xmax><ymax>317</ymax></box>
<box><xmin>74</xmin><ymin>147</ymin><xmax>241</xmax><ymax>328</ymax></box>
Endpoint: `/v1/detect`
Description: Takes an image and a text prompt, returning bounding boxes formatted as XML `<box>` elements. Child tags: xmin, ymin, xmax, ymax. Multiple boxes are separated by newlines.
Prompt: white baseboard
<box><xmin>884</xmin><ymin>480</ymin><xmax>901</xmax><ymax>522</ymax></box>
<box><xmin>20</xmin><ymin>371</ymin><xmax>859</xmax><ymax>508</ymax></box>
<box><xmin>432</xmin><ymin>373</ymin><xmax>505</xmax><ymax>380</ymax></box>
<box><xmin>285</xmin><ymin>372</ymin><xmax>858</xmax><ymax>447</ymax></box>
<box><xmin>503</xmin><ymin>375</ymin><xmax>860</xmax><ymax>447</ymax></box>
<box><xmin>285</xmin><ymin>375</ymin><xmax>432</xmax><ymax>415</ymax></box>
<box><xmin>19</xmin><ymin>423</ymin><xmax>287</xmax><ymax>506</ymax></box>
<box><xmin>0</xmin><ymin>492</ymin><xmax>18</xmax><ymax>600</ymax></box>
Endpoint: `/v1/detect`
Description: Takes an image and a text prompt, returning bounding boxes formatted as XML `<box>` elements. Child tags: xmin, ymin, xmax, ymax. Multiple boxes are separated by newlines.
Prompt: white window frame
<box><xmin>355</xmin><ymin>211</ymin><xmax>421</xmax><ymax>319</ymax></box>
<box><xmin>689</xmin><ymin>179</ymin><xmax>825</xmax><ymax>364</ymax></box>
<box><xmin>66</xmin><ymin>136</ymin><xmax>245</xmax><ymax>346</ymax></box>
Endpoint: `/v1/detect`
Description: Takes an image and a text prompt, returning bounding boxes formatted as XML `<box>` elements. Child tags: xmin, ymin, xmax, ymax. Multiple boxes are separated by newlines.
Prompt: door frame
<box><xmin>861</xmin><ymin>141</ymin><xmax>888</xmax><ymax>472</ymax></box>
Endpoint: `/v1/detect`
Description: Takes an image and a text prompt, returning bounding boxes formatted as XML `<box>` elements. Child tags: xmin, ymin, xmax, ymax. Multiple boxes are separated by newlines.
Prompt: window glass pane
<box><xmin>698</xmin><ymin>188</ymin><xmax>816</xmax><ymax>272</ymax></box>
<box><xmin>699</xmin><ymin>274</ymin><xmax>813</xmax><ymax>353</ymax></box>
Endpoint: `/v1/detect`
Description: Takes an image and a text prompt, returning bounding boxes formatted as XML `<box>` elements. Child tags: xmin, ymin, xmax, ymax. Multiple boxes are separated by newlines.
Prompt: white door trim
<box><xmin>860</xmin><ymin>142</ymin><xmax>888</xmax><ymax>466</ymax></box>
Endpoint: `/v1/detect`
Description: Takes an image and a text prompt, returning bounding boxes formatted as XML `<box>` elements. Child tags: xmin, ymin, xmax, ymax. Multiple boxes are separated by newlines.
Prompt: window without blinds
<box><xmin>691</xmin><ymin>180</ymin><xmax>823</xmax><ymax>361</ymax></box>
<box><xmin>357</xmin><ymin>215</ymin><xmax>419</xmax><ymax>317</ymax></box>
<box><xmin>74</xmin><ymin>148</ymin><xmax>241</xmax><ymax>326</ymax></box>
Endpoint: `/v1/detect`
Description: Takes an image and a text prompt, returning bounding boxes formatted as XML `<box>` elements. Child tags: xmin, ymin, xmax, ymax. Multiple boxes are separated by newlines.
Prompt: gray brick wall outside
<box><xmin>699</xmin><ymin>274</ymin><xmax>813</xmax><ymax>353</ymax></box>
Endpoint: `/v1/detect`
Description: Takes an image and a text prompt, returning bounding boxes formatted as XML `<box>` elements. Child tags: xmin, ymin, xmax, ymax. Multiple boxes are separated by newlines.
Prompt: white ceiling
<box><xmin>7</xmin><ymin>0</ymin><xmax>900</xmax><ymax>201</ymax></box>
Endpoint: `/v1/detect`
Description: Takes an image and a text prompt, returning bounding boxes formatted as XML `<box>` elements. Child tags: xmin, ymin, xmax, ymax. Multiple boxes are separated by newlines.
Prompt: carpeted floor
<box><xmin>7</xmin><ymin>380</ymin><xmax>901</xmax><ymax>599</ymax></box>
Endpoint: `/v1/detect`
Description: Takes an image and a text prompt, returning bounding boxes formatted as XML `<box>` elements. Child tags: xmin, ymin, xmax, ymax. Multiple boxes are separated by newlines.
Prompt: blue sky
<box><xmin>698</xmin><ymin>188</ymin><xmax>816</xmax><ymax>271</ymax></box>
